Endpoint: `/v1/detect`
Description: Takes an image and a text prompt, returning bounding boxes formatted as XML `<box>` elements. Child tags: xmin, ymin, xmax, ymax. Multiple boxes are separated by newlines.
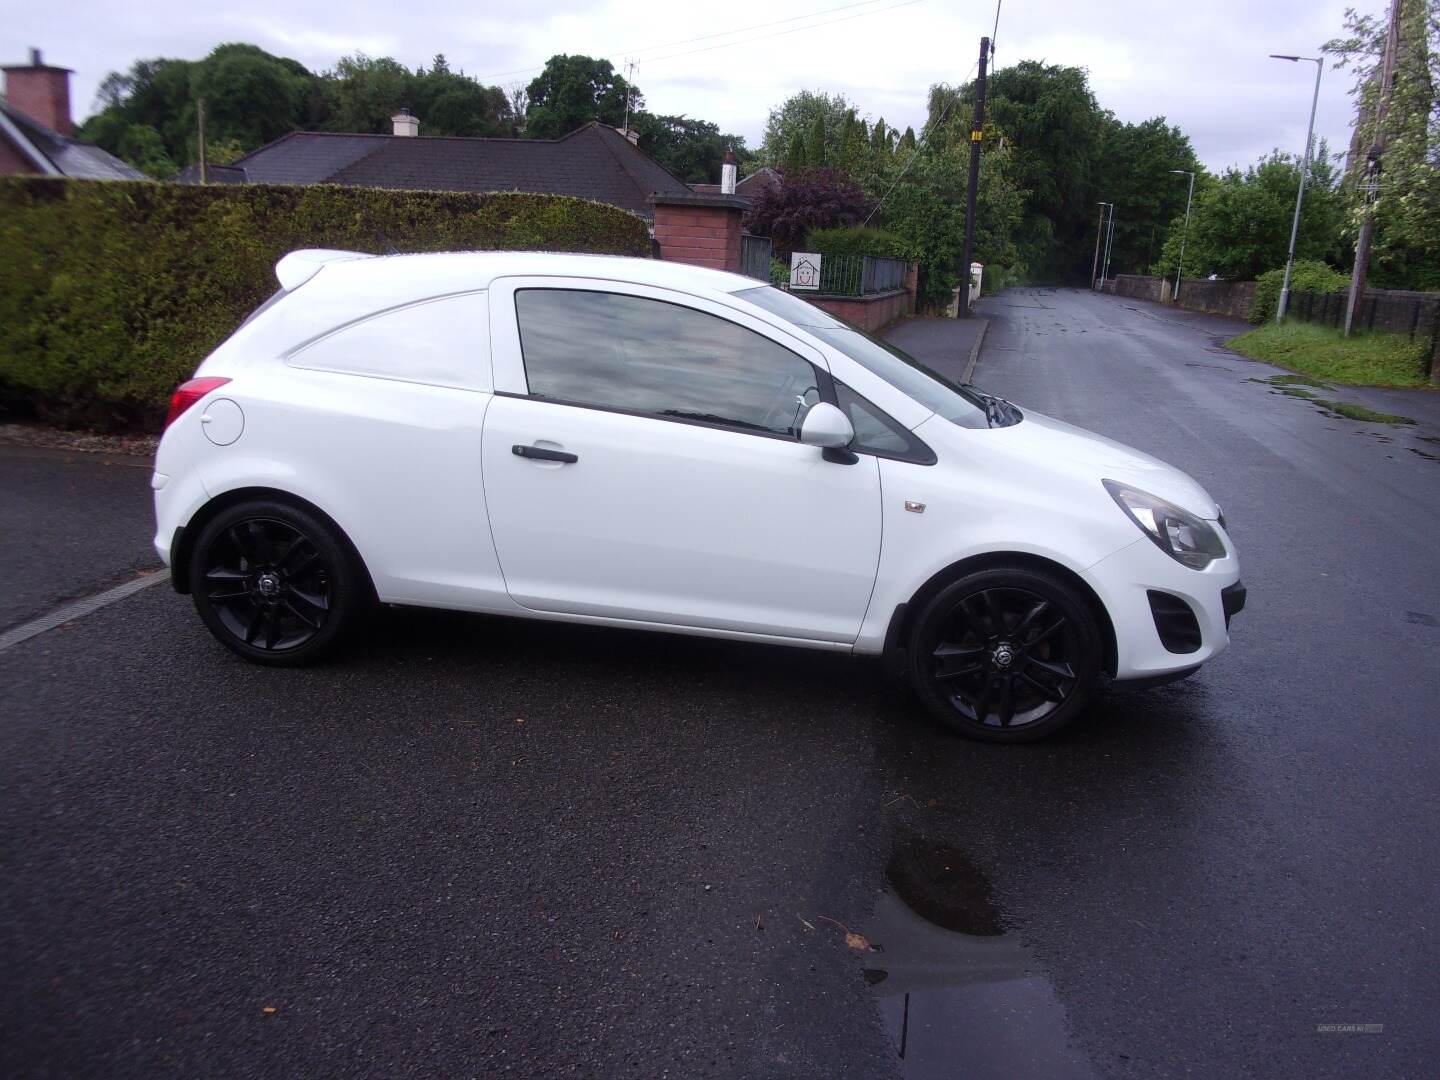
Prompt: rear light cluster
<box><xmin>165</xmin><ymin>377</ymin><xmax>231</xmax><ymax>430</ymax></box>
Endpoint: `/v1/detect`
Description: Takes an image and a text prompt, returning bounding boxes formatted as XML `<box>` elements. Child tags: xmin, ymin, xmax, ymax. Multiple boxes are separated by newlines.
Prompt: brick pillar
<box><xmin>650</xmin><ymin>193</ymin><xmax>750</xmax><ymax>273</ymax></box>
<box><xmin>903</xmin><ymin>261</ymin><xmax>920</xmax><ymax>313</ymax></box>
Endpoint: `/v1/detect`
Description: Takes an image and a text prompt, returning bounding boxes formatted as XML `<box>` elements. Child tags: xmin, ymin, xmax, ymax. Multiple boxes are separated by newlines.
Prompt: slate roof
<box><xmin>217</xmin><ymin>122</ymin><xmax>692</xmax><ymax>220</ymax></box>
<box><xmin>691</xmin><ymin>167</ymin><xmax>782</xmax><ymax>200</ymax></box>
<box><xmin>0</xmin><ymin>100</ymin><xmax>146</xmax><ymax>179</ymax></box>
<box><xmin>170</xmin><ymin>162</ymin><xmax>249</xmax><ymax>185</ymax></box>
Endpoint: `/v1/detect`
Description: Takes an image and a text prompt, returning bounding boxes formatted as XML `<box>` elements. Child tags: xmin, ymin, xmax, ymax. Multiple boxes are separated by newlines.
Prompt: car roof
<box><xmin>279</xmin><ymin>249</ymin><xmax>762</xmax><ymax>301</ymax></box>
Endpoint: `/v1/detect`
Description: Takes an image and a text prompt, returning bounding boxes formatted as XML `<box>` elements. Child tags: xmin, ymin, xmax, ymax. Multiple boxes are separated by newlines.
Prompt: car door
<box><xmin>481</xmin><ymin>277</ymin><xmax>882</xmax><ymax>644</ymax></box>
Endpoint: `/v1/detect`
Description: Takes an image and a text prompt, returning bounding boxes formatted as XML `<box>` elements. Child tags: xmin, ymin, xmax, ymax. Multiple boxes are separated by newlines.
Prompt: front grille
<box><xmin>1148</xmin><ymin>591</ymin><xmax>1202</xmax><ymax>654</ymax></box>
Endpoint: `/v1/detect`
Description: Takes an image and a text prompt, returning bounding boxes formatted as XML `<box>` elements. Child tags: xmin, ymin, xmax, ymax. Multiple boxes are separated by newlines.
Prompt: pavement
<box><xmin>2</xmin><ymin>289</ymin><xmax>1438</xmax><ymax>1078</ymax></box>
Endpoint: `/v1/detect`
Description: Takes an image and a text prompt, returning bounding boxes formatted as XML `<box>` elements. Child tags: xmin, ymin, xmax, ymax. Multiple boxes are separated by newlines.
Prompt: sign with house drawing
<box><xmin>789</xmin><ymin>252</ymin><xmax>822</xmax><ymax>291</ymax></box>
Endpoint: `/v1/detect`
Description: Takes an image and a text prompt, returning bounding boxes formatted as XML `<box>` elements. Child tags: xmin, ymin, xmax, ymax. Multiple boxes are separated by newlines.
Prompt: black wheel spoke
<box><xmin>998</xmin><ymin>678</ymin><xmax>1015</xmax><ymax>726</ymax></box>
<box><xmin>1026</xmin><ymin>655</ymin><xmax>1075</xmax><ymax>681</ymax></box>
<box><xmin>245</xmin><ymin>521</ymin><xmax>273</xmax><ymax>565</ymax></box>
<box><xmin>1013</xmin><ymin>599</ymin><xmax>1050</xmax><ymax>639</ymax></box>
<box><xmin>287</xmin><ymin>586</ymin><xmax>330</xmax><ymax>613</ymax></box>
<box><xmin>1019</xmin><ymin>670</ymin><xmax>1064</xmax><ymax>702</ymax></box>
<box><xmin>934</xmin><ymin>642</ymin><xmax>986</xmax><ymax>680</ymax></box>
<box><xmin>283</xmin><ymin>598</ymin><xmax>321</xmax><ymax>629</ymax></box>
<box><xmin>971</xmin><ymin>678</ymin><xmax>992</xmax><ymax>724</ymax></box>
<box><xmin>1029</xmin><ymin>617</ymin><xmax>1068</xmax><ymax>645</ymax></box>
<box><xmin>276</xmin><ymin>534</ymin><xmax>308</xmax><ymax>571</ymax></box>
<box><xmin>981</xmin><ymin>590</ymin><xmax>1006</xmax><ymax>636</ymax></box>
<box><xmin>207</xmin><ymin>586</ymin><xmax>250</xmax><ymax>602</ymax></box>
<box><xmin>243</xmin><ymin>606</ymin><xmax>264</xmax><ymax>644</ymax></box>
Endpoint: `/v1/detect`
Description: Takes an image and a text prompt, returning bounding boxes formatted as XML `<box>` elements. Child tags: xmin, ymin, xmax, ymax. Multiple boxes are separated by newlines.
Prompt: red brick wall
<box><xmin>652</xmin><ymin>204</ymin><xmax>743</xmax><ymax>273</ymax></box>
<box><xmin>3</xmin><ymin>66</ymin><xmax>73</xmax><ymax>136</ymax></box>
<box><xmin>805</xmin><ymin>289</ymin><xmax>910</xmax><ymax>333</ymax></box>
<box><xmin>0</xmin><ymin>131</ymin><xmax>38</xmax><ymax>174</ymax></box>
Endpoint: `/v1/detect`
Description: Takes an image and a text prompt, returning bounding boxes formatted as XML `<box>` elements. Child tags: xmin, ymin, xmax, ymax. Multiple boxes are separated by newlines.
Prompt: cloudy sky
<box><xmin>13</xmin><ymin>0</ymin><xmax>1370</xmax><ymax>173</ymax></box>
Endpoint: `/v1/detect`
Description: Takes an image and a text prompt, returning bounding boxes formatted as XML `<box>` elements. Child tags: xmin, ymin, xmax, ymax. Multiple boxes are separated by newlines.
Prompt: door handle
<box><xmin>512</xmin><ymin>444</ymin><xmax>578</xmax><ymax>464</ymax></box>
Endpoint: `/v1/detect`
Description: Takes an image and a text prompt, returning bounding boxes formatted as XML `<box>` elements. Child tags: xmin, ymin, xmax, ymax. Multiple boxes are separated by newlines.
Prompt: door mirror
<box><xmin>799</xmin><ymin>401</ymin><xmax>855</xmax><ymax>449</ymax></box>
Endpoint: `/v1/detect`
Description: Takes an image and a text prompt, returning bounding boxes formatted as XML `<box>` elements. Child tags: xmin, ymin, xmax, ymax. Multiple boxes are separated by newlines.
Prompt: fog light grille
<box><xmin>1147</xmin><ymin>591</ymin><xmax>1202</xmax><ymax>654</ymax></box>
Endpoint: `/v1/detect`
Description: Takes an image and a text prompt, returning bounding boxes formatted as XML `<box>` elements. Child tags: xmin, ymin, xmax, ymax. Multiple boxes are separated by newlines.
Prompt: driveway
<box><xmin>2</xmin><ymin>289</ymin><xmax>1437</xmax><ymax>1078</ymax></box>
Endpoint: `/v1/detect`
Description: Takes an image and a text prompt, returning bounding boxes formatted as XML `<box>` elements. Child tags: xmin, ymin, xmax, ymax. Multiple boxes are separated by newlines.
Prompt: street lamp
<box><xmin>1091</xmin><ymin>201</ymin><xmax>1111</xmax><ymax>288</ymax></box>
<box><xmin>1169</xmin><ymin>169</ymin><xmax>1195</xmax><ymax>304</ymax></box>
<box><xmin>1101</xmin><ymin>204</ymin><xmax>1116</xmax><ymax>288</ymax></box>
<box><xmin>1270</xmin><ymin>53</ymin><xmax>1324</xmax><ymax>324</ymax></box>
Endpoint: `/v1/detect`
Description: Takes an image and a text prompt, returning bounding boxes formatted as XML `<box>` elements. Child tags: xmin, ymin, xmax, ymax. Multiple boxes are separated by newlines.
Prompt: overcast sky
<box><xmin>12</xmin><ymin>0</ymin><xmax>1369</xmax><ymax>173</ymax></box>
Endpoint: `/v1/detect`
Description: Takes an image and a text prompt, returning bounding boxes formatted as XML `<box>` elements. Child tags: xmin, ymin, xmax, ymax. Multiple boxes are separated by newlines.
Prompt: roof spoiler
<box><xmin>275</xmin><ymin>249</ymin><xmax>374</xmax><ymax>292</ymax></box>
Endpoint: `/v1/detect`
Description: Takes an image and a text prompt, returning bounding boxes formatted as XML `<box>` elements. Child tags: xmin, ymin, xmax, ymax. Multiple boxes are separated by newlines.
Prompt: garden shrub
<box><xmin>0</xmin><ymin>177</ymin><xmax>651</xmax><ymax>428</ymax></box>
<box><xmin>1249</xmin><ymin>259</ymin><xmax>1349</xmax><ymax>325</ymax></box>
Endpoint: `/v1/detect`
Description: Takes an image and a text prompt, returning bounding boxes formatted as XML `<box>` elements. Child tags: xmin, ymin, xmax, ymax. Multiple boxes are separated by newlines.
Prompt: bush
<box><xmin>0</xmin><ymin>177</ymin><xmax>651</xmax><ymax>428</ymax></box>
<box><xmin>801</xmin><ymin>225</ymin><xmax>913</xmax><ymax>260</ymax></box>
<box><xmin>744</xmin><ymin>167</ymin><xmax>872</xmax><ymax>255</ymax></box>
<box><xmin>1250</xmin><ymin>259</ymin><xmax>1348</xmax><ymax>324</ymax></box>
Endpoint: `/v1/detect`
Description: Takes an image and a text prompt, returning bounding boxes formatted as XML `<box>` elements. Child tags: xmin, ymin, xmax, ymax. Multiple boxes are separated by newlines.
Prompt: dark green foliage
<box><xmin>1154</xmin><ymin>149</ymin><xmax>1347</xmax><ymax>282</ymax></box>
<box><xmin>1250</xmin><ymin>259</ymin><xmax>1350</xmax><ymax>324</ymax></box>
<box><xmin>803</xmin><ymin>226</ymin><xmax>912</xmax><ymax>259</ymax></box>
<box><xmin>0</xmin><ymin>178</ymin><xmax>650</xmax><ymax>428</ymax></box>
<box><xmin>633</xmin><ymin>113</ymin><xmax>751</xmax><ymax>183</ymax></box>
<box><xmin>524</xmin><ymin>55</ymin><xmax>639</xmax><ymax>139</ymax></box>
<box><xmin>759</xmin><ymin>90</ymin><xmax>853</xmax><ymax>167</ymax></box>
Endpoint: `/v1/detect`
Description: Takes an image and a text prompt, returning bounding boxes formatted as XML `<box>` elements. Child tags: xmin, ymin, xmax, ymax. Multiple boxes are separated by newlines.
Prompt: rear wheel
<box><xmin>907</xmin><ymin>567</ymin><xmax>1102</xmax><ymax>743</ymax></box>
<box><xmin>189</xmin><ymin>500</ymin><xmax>366</xmax><ymax>665</ymax></box>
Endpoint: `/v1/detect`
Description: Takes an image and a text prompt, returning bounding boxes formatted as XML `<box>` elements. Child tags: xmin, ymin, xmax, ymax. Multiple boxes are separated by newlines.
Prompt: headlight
<box><xmin>1103</xmin><ymin>480</ymin><xmax>1226</xmax><ymax>569</ymax></box>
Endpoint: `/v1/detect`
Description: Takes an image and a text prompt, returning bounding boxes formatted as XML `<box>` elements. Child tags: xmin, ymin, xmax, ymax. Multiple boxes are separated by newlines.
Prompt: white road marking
<box><xmin>0</xmin><ymin>570</ymin><xmax>167</xmax><ymax>654</ymax></box>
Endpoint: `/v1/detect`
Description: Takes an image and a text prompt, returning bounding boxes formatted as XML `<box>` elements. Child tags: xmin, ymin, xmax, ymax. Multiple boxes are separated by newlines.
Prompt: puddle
<box><xmin>862</xmin><ymin>839</ymin><xmax>1098</xmax><ymax>1078</ymax></box>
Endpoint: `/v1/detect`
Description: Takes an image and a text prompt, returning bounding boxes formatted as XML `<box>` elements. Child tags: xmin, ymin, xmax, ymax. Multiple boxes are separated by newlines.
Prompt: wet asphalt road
<box><xmin>3</xmin><ymin>287</ymin><xmax>1439</xmax><ymax>1078</ymax></box>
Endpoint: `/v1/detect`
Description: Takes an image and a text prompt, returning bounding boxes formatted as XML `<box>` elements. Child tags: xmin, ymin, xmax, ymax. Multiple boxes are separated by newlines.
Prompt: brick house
<box><xmin>1</xmin><ymin>49</ymin><xmax>145</xmax><ymax>179</ymax></box>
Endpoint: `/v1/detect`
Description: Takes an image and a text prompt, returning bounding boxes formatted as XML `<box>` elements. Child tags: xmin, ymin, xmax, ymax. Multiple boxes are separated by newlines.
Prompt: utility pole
<box><xmin>1269</xmin><ymin>54</ymin><xmax>1324</xmax><ymax>323</ymax></box>
<box><xmin>1170</xmin><ymin>170</ymin><xmax>1195</xmax><ymax>303</ymax></box>
<box><xmin>958</xmin><ymin>35</ymin><xmax>990</xmax><ymax>318</ymax></box>
<box><xmin>622</xmin><ymin>59</ymin><xmax>637</xmax><ymax>137</ymax></box>
<box><xmin>1091</xmin><ymin>202</ymin><xmax>1107</xmax><ymax>288</ymax></box>
<box><xmin>197</xmin><ymin>97</ymin><xmax>207</xmax><ymax>185</ymax></box>
<box><xmin>1101</xmin><ymin>205</ymin><xmax>1116</xmax><ymax>288</ymax></box>
<box><xmin>1344</xmin><ymin>0</ymin><xmax>1401</xmax><ymax>335</ymax></box>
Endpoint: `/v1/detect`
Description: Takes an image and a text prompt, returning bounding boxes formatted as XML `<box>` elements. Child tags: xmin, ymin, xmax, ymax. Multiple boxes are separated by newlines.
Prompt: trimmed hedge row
<box><xmin>0</xmin><ymin>178</ymin><xmax>652</xmax><ymax>428</ymax></box>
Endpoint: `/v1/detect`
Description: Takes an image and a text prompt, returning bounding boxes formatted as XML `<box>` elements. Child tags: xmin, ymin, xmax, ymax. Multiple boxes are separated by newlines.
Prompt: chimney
<box><xmin>3</xmin><ymin>47</ymin><xmax>74</xmax><ymax>136</ymax></box>
<box><xmin>391</xmin><ymin>108</ymin><xmax>419</xmax><ymax>137</ymax></box>
<box><xmin>720</xmin><ymin>149</ymin><xmax>738</xmax><ymax>195</ymax></box>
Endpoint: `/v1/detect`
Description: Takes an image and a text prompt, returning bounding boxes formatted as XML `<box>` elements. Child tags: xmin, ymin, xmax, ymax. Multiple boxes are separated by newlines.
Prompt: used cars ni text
<box><xmin>153</xmin><ymin>251</ymin><xmax>1244</xmax><ymax>742</ymax></box>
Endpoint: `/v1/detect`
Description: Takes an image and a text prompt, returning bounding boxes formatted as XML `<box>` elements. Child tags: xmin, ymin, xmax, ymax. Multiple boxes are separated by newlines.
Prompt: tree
<box><xmin>1327</xmin><ymin>0</ymin><xmax>1440</xmax><ymax>289</ymax></box>
<box><xmin>759</xmin><ymin>90</ymin><xmax>853</xmax><ymax>166</ymax></box>
<box><xmin>1093</xmin><ymin>116</ymin><xmax>1203</xmax><ymax>276</ymax></box>
<box><xmin>783</xmin><ymin>131</ymin><xmax>806</xmax><ymax>176</ymax></box>
<box><xmin>192</xmin><ymin>43</ymin><xmax>317</xmax><ymax>151</ymax></box>
<box><xmin>1153</xmin><ymin>147</ymin><xmax>1347</xmax><ymax>280</ymax></box>
<box><xmin>804</xmin><ymin>114</ymin><xmax>827</xmax><ymax>169</ymax></box>
<box><xmin>322</xmin><ymin>54</ymin><xmax>413</xmax><ymax>134</ymax></box>
<box><xmin>745</xmin><ymin>167</ymin><xmax>873</xmax><ymax>252</ymax></box>
<box><xmin>524</xmin><ymin>55</ymin><xmax>639</xmax><ymax>139</ymax></box>
<box><xmin>632</xmin><ymin>113</ymin><xmax>750</xmax><ymax>183</ymax></box>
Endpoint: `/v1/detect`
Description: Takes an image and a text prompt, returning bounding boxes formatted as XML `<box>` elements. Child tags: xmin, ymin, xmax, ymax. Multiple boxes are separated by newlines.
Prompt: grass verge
<box><xmin>1226</xmin><ymin>321</ymin><xmax>1432</xmax><ymax>388</ymax></box>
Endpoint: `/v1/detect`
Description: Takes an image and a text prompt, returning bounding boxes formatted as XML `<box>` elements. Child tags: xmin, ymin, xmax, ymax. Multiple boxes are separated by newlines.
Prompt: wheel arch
<box><xmin>882</xmin><ymin>551</ymin><xmax>1118</xmax><ymax>681</ymax></box>
<box><xmin>170</xmin><ymin>486</ymin><xmax>377</xmax><ymax>602</ymax></box>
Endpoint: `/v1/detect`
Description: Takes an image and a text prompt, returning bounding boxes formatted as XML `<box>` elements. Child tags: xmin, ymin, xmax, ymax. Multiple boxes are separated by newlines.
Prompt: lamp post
<box><xmin>1101</xmin><ymin>204</ymin><xmax>1116</xmax><ymax>288</ymax></box>
<box><xmin>1270</xmin><ymin>53</ymin><xmax>1323</xmax><ymax>324</ymax></box>
<box><xmin>1169</xmin><ymin>169</ymin><xmax>1194</xmax><ymax>304</ymax></box>
<box><xmin>1091</xmin><ymin>202</ymin><xmax>1109</xmax><ymax>289</ymax></box>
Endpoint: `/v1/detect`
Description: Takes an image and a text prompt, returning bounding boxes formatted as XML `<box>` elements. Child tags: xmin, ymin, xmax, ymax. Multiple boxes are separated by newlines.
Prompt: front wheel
<box><xmin>907</xmin><ymin>567</ymin><xmax>1102</xmax><ymax>743</ymax></box>
<box><xmin>189</xmin><ymin>499</ymin><xmax>367</xmax><ymax>666</ymax></box>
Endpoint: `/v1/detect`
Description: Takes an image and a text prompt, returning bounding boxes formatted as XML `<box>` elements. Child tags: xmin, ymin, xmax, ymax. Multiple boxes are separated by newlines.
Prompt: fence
<box><xmin>773</xmin><ymin>253</ymin><xmax>910</xmax><ymax>297</ymax></box>
<box><xmin>740</xmin><ymin>233</ymin><xmax>772</xmax><ymax>281</ymax></box>
<box><xmin>1288</xmin><ymin>288</ymin><xmax>1440</xmax><ymax>343</ymax></box>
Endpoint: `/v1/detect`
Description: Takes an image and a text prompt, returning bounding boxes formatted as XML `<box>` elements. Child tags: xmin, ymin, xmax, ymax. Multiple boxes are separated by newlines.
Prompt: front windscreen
<box><xmin>735</xmin><ymin>286</ymin><xmax>992</xmax><ymax>430</ymax></box>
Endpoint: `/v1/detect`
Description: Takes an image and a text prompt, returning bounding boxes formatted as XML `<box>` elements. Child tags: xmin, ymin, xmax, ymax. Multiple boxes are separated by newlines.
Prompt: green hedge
<box><xmin>0</xmin><ymin>178</ymin><xmax>652</xmax><ymax>428</ymax></box>
<box><xmin>802</xmin><ymin>225</ymin><xmax>914</xmax><ymax>260</ymax></box>
<box><xmin>1249</xmin><ymin>259</ymin><xmax>1348</xmax><ymax>325</ymax></box>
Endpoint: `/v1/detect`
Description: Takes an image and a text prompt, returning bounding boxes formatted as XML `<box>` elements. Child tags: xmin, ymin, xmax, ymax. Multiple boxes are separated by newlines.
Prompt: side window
<box><xmin>288</xmin><ymin>293</ymin><xmax>489</xmax><ymax>392</ymax></box>
<box><xmin>836</xmin><ymin>383</ymin><xmax>936</xmax><ymax>465</ymax></box>
<box><xmin>514</xmin><ymin>289</ymin><xmax>821</xmax><ymax>438</ymax></box>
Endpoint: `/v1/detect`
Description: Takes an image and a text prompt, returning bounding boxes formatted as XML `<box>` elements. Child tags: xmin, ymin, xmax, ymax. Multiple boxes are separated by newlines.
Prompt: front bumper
<box><xmin>1082</xmin><ymin>533</ymin><xmax>1242</xmax><ymax>682</ymax></box>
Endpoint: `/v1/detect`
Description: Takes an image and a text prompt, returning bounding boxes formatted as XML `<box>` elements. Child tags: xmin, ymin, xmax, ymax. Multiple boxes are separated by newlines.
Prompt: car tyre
<box><xmin>189</xmin><ymin>499</ymin><xmax>368</xmax><ymax>666</ymax></box>
<box><xmin>907</xmin><ymin>566</ymin><xmax>1102</xmax><ymax>743</ymax></box>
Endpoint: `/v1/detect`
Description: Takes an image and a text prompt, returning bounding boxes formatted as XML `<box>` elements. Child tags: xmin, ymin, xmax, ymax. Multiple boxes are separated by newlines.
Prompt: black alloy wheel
<box><xmin>908</xmin><ymin>567</ymin><xmax>1102</xmax><ymax>742</ymax></box>
<box><xmin>190</xmin><ymin>500</ymin><xmax>365</xmax><ymax>665</ymax></box>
